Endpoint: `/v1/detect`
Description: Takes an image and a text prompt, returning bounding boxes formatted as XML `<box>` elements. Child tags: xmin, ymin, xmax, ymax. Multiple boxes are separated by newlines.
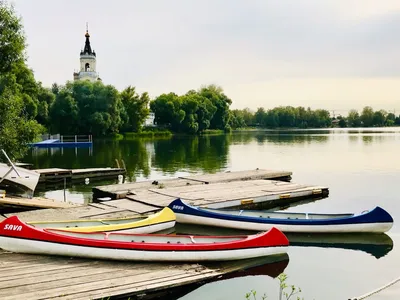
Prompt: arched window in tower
<box><xmin>85</xmin><ymin>63</ymin><xmax>90</xmax><ymax>72</ymax></box>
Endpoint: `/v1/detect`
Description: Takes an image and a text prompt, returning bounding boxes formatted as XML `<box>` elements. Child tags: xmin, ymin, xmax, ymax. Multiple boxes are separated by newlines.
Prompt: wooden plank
<box><xmin>6</xmin><ymin>205</ymin><xmax>105</xmax><ymax>222</ymax></box>
<box><xmin>34</xmin><ymin>168</ymin><xmax>71</xmax><ymax>174</ymax></box>
<box><xmin>178</xmin><ymin>169</ymin><xmax>292</xmax><ymax>183</ymax></box>
<box><xmin>71</xmin><ymin>168</ymin><xmax>125</xmax><ymax>174</ymax></box>
<box><xmin>64</xmin><ymin>270</ymin><xmax>219</xmax><ymax>300</ymax></box>
<box><xmin>1</xmin><ymin>265</ymin><xmax>205</xmax><ymax>300</ymax></box>
<box><xmin>101</xmin><ymin>199</ymin><xmax>160</xmax><ymax>214</ymax></box>
<box><xmin>0</xmin><ymin>260</ymin><xmax>95</xmax><ymax>278</ymax></box>
<box><xmin>120</xmin><ymin>179</ymin><xmax>326</xmax><ymax>209</ymax></box>
<box><xmin>0</xmin><ymin>268</ymin><xmax>156</xmax><ymax>297</ymax></box>
<box><xmin>93</xmin><ymin>178</ymin><xmax>204</xmax><ymax>196</ymax></box>
<box><xmin>92</xmin><ymin>169</ymin><xmax>293</xmax><ymax>199</ymax></box>
<box><xmin>0</xmin><ymin>196</ymin><xmax>79</xmax><ymax>210</ymax></box>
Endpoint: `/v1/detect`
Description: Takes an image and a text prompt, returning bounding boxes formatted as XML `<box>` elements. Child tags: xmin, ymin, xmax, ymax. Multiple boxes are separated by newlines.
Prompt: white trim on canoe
<box><xmin>174</xmin><ymin>213</ymin><xmax>393</xmax><ymax>233</ymax></box>
<box><xmin>110</xmin><ymin>221</ymin><xmax>176</xmax><ymax>234</ymax></box>
<box><xmin>0</xmin><ymin>236</ymin><xmax>288</xmax><ymax>262</ymax></box>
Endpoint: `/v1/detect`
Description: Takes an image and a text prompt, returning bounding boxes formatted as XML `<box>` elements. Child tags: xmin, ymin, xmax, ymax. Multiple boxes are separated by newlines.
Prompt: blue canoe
<box><xmin>168</xmin><ymin>199</ymin><xmax>394</xmax><ymax>233</ymax></box>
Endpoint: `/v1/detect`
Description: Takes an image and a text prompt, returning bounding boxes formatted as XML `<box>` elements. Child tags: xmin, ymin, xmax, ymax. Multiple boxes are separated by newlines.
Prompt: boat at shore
<box><xmin>168</xmin><ymin>199</ymin><xmax>394</xmax><ymax>233</ymax></box>
<box><xmin>0</xmin><ymin>216</ymin><xmax>289</xmax><ymax>262</ymax></box>
<box><xmin>28</xmin><ymin>207</ymin><xmax>176</xmax><ymax>234</ymax></box>
<box><xmin>0</xmin><ymin>150</ymin><xmax>40</xmax><ymax>197</ymax></box>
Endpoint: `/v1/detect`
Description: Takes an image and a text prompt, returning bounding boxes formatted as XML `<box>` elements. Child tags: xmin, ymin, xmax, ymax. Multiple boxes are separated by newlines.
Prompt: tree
<box><xmin>347</xmin><ymin>109</ymin><xmax>361</xmax><ymax>127</ymax></box>
<box><xmin>49</xmin><ymin>90</ymin><xmax>79</xmax><ymax>134</ymax></box>
<box><xmin>360</xmin><ymin>106</ymin><xmax>374</xmax><ymax>127</ymax></box>
<box><xmin>0</xmin><ymin>1</ymin><xmax>25</xmax><ymax>74</ymax></box>
<box><xmin>198</xmin><ymin>85</ymin><xmax>232</xmax><ymax>131</ymax></box>
<box><xmin>373</xmin><ymin>110</ymin><xmax>386</xmax><ymax>127</ymax></box>
<box><xmin>0</xmin><ymin>1</ymin><xmax>43</xmax><ymax>160</ymax></box>
<box><xmin>254</xmin><ymin>107</ymin><xmax>266</xmax><ymax>126</ymax></box>
<box><xmin>386</xmin><ymin>113</ymin><xmax>396</xmax><ymax>126</ymax></box>
<box><xmin>120</xmin><ymin>86</ymin><xmax>150</xmax><ymax>132</ymax></box>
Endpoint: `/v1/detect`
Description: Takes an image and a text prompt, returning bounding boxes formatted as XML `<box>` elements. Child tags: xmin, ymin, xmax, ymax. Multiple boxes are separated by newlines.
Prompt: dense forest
<box><xmin>1</xmin><ymin>1</ymin><xmax>400</xmax><ymax>159</ymax></box>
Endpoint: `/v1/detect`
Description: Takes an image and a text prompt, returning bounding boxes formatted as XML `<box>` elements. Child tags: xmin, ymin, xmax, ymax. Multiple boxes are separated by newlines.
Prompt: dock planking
<box><xmin>92</xmin><ymin>169</ymin><xmax>293</xmax><ymax>199</ymax></box>
<box><xmin>35</xmin><ymin>167</ymin><xmax>126</xmax><ymax>183</ymax></box>
<box><xmin>91</xmin><ymin>169</ymin><xmax>327</xmax><ymax>213</ymax></box>
<box><xmin>0</xmin><ymin>250</ymin><xmax>288</xmax><ymax>300</ymax></box>
<box><xmin>0</xmin><ymin>196</ymin><xmax>79</xmax><ymax>214</ymax></box>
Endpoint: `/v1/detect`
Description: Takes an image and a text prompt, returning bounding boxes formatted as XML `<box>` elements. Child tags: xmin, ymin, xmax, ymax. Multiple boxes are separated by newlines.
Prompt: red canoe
<box><xmin>0</xmin><ymin>216</ymin><xmax>289</xmax><ymax>262</ymax></box>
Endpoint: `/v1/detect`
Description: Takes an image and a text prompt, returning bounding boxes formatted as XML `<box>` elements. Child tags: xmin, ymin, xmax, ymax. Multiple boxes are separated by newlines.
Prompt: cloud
<box><xmin>12</xmin><ymin>0</ymin><xmax>400</xmax><ymax>110</ymax></box>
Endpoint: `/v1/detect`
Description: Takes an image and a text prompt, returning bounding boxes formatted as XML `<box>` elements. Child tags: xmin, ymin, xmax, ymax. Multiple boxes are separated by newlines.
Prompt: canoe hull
<box><xmin>174</xmin><ymin>213</ymin><xmax>393</xmax><ymax>233</ymax></box>
<box><xmin>0</xmin><ymin>216</ymin><xmax>289</xmax><ymax>262</ymax></box>
<box><xmin>169</xmin><ymin>199</ymin><xmax>394</xmax><ymax>233</ymax></box>
<box><xmin>109</xmin><ymin>220</ymin><xmax>176</xmax><ymax>234</ymax></box>
<box><xmin>29</xmin><ymin>208</ymin><xmax>176</xmax><ymax>234</ymax></box>
<box><xmin>0</xmin><ymin>236</ymin><xmax>288</xmax><ymax>262</ymax></box>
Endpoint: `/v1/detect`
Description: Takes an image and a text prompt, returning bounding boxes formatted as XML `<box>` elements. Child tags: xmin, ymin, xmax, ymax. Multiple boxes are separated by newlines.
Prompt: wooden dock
<box><xmin>0</xmin><ymin>169</ymin><xmax>328</xmax><ymax>299</ymax></box>
<box><xmin>0</xmin><ymin>250</ymin><xmax>288</xmax><ymax>300</ymax></box>
<box><xmin>92</xmin><ymin>169</ymin><xmax>328</xmax><ymax>212</ymax></box>
<box><xmin>35</xmin><ymin>167</ymin><xmax>126</xmax><ymax>183</ymax></box>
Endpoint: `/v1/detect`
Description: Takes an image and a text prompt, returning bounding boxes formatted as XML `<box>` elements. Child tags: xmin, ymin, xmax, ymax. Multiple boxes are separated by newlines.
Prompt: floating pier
<box><xmin>30</xmin><ymin>135</ymin><xmax>93</xmax><ymax>148</ymax></box>
<box><xmin>35</xmin><ymin>167</ymin><xmax>126</xmax><ymax>183</ymax></box>
<box><xmin>92</xmin><ymin>169</ymin><xmax>327</xmax><ymax>212</ymax></box>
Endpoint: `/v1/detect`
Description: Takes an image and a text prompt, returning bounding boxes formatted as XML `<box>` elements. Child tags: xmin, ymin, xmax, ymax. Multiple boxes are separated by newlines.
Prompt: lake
<box><xmin>23</xmin><ymin>128</ymin><xmax>400</xmax><ymax>300</ymax></box>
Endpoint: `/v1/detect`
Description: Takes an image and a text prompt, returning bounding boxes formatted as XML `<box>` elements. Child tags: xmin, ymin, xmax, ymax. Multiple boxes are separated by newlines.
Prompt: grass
<box><xmin>124</xmin><ymin>129</ymin><xmax>172</xmax><ymax>139</ymax></box>
<box><xmin>245</xmin><ymin>273</ymin><xmax>305</xmax><ymax>300</ymax></box>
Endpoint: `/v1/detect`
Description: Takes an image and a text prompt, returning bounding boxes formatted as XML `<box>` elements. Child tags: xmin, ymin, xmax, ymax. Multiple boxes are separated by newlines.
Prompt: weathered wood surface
<box><xmin>71</xmin><ymin>167</ymin><xmax>126</xmax><ymax>179</ymax></box>
<box><xmin>0</xmin><ymin>250</ymin><xmax>288</xmax><ymax>300</ymax></box>
<box><xmin>179</xmin><ymin>169</ymin><xmax>292</xmax><ymax>183</ymax></box>
<box><xmin>93</xmin><ymin>169</ymin><xmax>293</xmax><ymax>199</ymax></box>
<box><xmin>5</xmin><ymin>202</ymin><xmax>141</xmax><ymax>222</ymax></box>
<box><xmin>0</xmin><ymin>196</ymin><xmax>79</xmax><ymax>211</ymax></box>
<box><xmin>123</xmin><ymin>179</ymin><xmax>326</xmax><ymax>209</ymax></box>
<box><xmin>35</xmin><ymin>167</ymin><xmax>125</xmax><ymax>183</ymax></box>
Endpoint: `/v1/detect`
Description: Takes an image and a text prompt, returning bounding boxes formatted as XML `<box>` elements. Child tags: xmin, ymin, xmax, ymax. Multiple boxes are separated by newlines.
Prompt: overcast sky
<box><xmin>11</xmin><ymin>0</ymin><xmax>400</xmax><ymax>113</ymax></box>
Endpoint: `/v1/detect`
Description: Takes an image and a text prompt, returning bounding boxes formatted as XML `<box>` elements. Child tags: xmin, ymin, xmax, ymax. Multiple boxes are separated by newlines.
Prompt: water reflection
<box><xmin>286</xmin><ymin>233</ymin><xmax>393</xmax><ymax>259</ymax></box>
<box><xmin>152</xmin><ymin>135</ymin><xmax>229</xmax><ymax>174</ymax></box>
<box><xmin>230</xmin><ymin>132</ymin><xmax>329</xmax><ymax>145</ymax></box>
<box><xmin>169</xmin><ymin>254</ymin><xmax>289</xmax><ymax>300</ymax></box>
<box><xmin>175</xmin><ymin>224</ymin><xmax>393</xmax><ymax>259</ymax></box>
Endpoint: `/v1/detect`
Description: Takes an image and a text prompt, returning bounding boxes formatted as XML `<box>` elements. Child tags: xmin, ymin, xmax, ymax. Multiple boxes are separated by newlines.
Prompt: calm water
<box><xmin>23</xmin><ymin>128</ymin><xmax>400</xmax><ymax>300</ymax></box>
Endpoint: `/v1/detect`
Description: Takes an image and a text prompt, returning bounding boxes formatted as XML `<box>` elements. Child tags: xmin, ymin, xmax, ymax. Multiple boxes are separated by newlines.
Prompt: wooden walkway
<box><xmin>92</xmin><ymin>169</ymin><xmax>328</xmax><ymax>213</ymax></box>
<box><xmin>2</xmin><ymin>169</ymin><xmax>328</xmax><ymax>222</ymax></box>
<box><xmin>0</xmin><ymin>250</ymin><xmax>288</xmax><ymax>300</ymax></box>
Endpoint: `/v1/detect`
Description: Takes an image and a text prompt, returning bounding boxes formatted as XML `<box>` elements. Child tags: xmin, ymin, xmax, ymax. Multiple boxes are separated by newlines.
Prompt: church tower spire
<box><xmin>73</xmin><ymin>23</ymin><xmax>100</xmax><ymax>82</ymax></box>
<box><xmin>83</xmin><ymin>23</ymin><xmax>93</xmax><ymax>55</ymax></box>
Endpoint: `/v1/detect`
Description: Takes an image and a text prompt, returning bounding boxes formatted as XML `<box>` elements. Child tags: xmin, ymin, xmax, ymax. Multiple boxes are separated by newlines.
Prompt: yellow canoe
<box><xmin>28</xmin><ymin>207</ymin><xmax>176</xmax><ymax>234</ymax></box>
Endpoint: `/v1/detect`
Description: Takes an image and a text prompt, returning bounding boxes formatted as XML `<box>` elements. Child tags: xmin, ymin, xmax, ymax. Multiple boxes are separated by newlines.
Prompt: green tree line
<box><xmin>230</xmin><ymin>106</ymin><xmax>400</xmax><ymax>129</ymax></box>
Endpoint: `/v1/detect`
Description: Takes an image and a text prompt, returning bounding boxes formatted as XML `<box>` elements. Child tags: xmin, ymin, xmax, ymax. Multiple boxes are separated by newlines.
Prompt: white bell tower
<box><xmin>73</xmin><ymin>24</ymin><xmax>101</xmax><ymax>82</ymax></box>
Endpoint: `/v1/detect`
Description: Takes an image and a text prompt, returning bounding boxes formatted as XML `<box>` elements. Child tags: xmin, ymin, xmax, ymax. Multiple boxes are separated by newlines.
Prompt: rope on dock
<box><xmin>349</xmin><ymin>276</ymin><xmax>400</xmax><ymax>300</ymax></box>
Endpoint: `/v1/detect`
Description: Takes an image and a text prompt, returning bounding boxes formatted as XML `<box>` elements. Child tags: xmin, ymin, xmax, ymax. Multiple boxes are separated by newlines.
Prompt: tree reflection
<box><xmin>152</xmin><ymin>135</ymin><xmax>229</xmax><ymax>173</ymax></box>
